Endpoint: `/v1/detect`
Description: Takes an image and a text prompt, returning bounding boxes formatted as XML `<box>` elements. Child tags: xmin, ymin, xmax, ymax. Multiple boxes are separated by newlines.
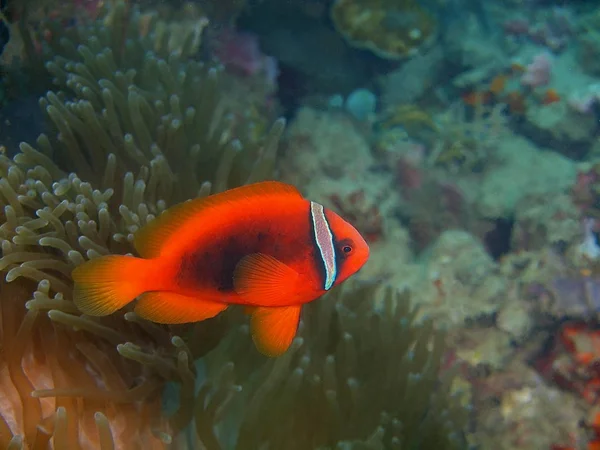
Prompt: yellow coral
<box><xmin>331</xmin><ymin>0</ymin><xmax>437</xmax><ymax>59</ymax></box>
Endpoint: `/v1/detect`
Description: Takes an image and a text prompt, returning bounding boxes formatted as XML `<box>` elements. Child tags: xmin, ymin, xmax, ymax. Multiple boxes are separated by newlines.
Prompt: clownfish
<box><xmin>72</xmin><ymin>181</ymin><xmax>370</xmax><ymax>357</ymax></box>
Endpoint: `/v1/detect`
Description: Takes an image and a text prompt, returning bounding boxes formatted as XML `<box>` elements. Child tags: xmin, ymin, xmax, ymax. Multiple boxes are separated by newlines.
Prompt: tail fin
<box><xmin>71</xmin><ymin>255</ymin><xmax>151</xmax><ymax>316</ymax></box>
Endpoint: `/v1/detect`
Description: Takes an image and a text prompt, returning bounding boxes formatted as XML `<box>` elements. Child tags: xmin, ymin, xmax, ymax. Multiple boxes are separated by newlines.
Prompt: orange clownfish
<box><xmin>72</xmin><ymin>181</ymin><xmax>370</xmax><ymax>357</ymax></box>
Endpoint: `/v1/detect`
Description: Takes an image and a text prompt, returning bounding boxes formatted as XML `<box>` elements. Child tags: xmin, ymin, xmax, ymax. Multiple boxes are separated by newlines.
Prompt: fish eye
<box><xmin>342</xmin><ymin>245</ymin><xmax>352</xmax><ymax>254</ymax></box>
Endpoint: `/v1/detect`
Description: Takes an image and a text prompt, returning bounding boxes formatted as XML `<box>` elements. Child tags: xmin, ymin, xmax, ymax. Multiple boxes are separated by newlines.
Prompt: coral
<box><xmin>379</xmin><ymin>46</ymin><xmax>444</xmax><ymax>106</ymax></box>
<box><xmin>178</xmin><ymin>284</ymin><xmax>471</xmax><ymax>449</ymax></box>
<box><xmin>454</xmin><ymin>328</ymin><xmax>513</xmax><ymax>371</ymax></box>
<box><xmin>0</xmin><ymin>3</ymin><xmax>468</xmax><ymax>449</ymax></box>
<box><xmin>391</xmin><ymin>141</ymin><xmax>426</xmax><ymax>191</ymax></box>
<box><xmin>531</xmin><ymin>321</ymin><xmax>600</xmax><ymax>450</ymax></box>
<box><xmin>576</xmin><ymin>10</ymin><xmax>600</xmax><ymax>76</ymax></box>
<box><xmin>0</xmin><ymin>1</ymin><xmax>283</xmax><ymax>446</ymax></box>
<box><xmin>376</xmin><ymin>104</ymin><xmax>437</xmax><ymax>143</ymax></box>
<box><xmin>328</xmin><ymin>190</ymin><xmax>384</xmax><ymax>243</ymax></box>
<box><xmin>502</xmin><ymin>7</ymin><xmax>575</xmax><ymax>52</ymax></box>
<box><xmin>397</xmin><ymin>170</ymin><xmax>482</xmax><ymax>252</ymax></box>
<box><xmin>521</xmin><ymin>100</ymin><xmax>596</xmax><ymax>160</ymax></box>
<box><xmin>344</xmin><ymin>88</ymin><xmax>377</xmax><ymax>122</ymax></box>
<box><xmin>572</xmin><ymin>162</ymin><xmax>600</xmax><ymax>218</ymax></box>
<box><xmin>209</xmin><ymin>27</ymin><xmax>278</xmax><ymax>86</ymax></box>
<box><xmin>279</xmin><ymin>107</ymin><xmax>405</xmax><ymax>273</ymax></box>
<box><xmin>281</xmin><ymin>107</ymin><xmax>375</xmax><ymax>187</ymax></box>
<box><xmin>511</xmin><ymin>193</ymin><xmax>581</xmax><ymax>252</ymax></box>
<box><xmin>279</xmin><ymin>108</ymin><xmax>400</xmax><ymax>235</ymax></box>
<box><xmin>412</xmin><ymin>231</ymin><xmax>506</xmax><ymax>328</ymax></box>
<box><xmin>567</xmin><ymin>83</ymin><xmax>600</xmax><ymax>115</ymax></box>
<box><xmin>473</xmin><ymin>361</ymin><xmax>587</xmax><ymax>449</ymax></box>
<box><xmin>540</xmin><ymin>276</ymin><xmax>600</xmax><ymax>320</ymax></box>
<box><xmin>330</xmin><ymin>0</ymin><xmax>437</xmax><ymax>60</ymax></box>
<box><xmin>496</xmin><ymin>298</ymin><xmax>533</xmax><ymax>344</ymax></box>
<box><xmin>428</xmin><ymin>101</ymin><xmax>507</xmax><ymax>173</ymax></box>
<box><xmin>520</xmin><ymin>52</ymin><xmax>553</xmax><ymax>88</ymax></box>
<box><xmin>474</xmin><ymin>133</ymin><xmax>576</xmax><ymax>219</ymax></box>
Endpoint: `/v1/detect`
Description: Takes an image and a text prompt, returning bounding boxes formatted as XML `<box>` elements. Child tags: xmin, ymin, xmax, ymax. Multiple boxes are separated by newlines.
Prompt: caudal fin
<box><xmin>71</xmin><ymin>255</ymin><xmax>150</xmax><ymax>316</ymax></box>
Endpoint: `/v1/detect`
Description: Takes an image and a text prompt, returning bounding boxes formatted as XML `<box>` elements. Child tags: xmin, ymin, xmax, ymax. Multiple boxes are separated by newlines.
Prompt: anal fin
<box><xmin>250</xmin><ymin>305</ymin><xmax>302</xmax><ymax>357</ymax></box>
<box><xmin>134</xmin><ymin>291</ymin><xmax>227</xmax><ymax>324</ymax></box>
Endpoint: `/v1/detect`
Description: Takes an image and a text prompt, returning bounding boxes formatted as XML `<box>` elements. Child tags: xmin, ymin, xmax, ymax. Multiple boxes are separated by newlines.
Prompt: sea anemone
<box><xmin>177</xmin><ymin>284</ymin><xmax>471</xmax><ymax>449</ymax></box>
<box><xmin>0</xmin><ymin>1</ymin><xmax>283</xmax><ymax>446</ymax></box>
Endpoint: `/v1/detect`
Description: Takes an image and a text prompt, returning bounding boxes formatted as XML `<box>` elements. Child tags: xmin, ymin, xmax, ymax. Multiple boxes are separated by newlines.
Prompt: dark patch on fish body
<box><xmin>175</xmin><ymin>209</ymin><xmax>316</xmax><ymax>294</ymax></box>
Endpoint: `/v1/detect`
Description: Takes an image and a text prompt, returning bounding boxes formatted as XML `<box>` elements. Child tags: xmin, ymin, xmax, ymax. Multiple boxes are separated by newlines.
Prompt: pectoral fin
<box><xmin>249</xmin><ymin>305</ymin><xmax>302</xmax><ymax>357</ymax></box>
<box><xmin>233</xmin><ymin>253</ymin><xmax>300</xmax><ymax>306</ymax></box>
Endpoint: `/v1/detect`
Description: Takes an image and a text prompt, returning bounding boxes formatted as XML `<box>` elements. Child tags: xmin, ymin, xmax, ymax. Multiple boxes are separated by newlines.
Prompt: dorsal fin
<box><xmin>134</xmin><ymin>181</ymin><xmax>303</xmax><ymax>258</ymax></box>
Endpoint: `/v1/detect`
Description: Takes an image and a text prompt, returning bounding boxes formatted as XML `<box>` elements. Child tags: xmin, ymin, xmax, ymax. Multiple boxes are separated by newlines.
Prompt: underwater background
<box><xmin>2</xmin><ymin>0</ymin><xmax>600</xmax><ymax>448</ymax></box>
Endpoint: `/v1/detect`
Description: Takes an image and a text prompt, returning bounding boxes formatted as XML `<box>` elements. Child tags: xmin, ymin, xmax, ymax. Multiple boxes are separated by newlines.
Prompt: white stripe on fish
<box><xmin>310</xmin><ymin>201</ymin><xmax>337</xmax><ymax>290</ymax></box>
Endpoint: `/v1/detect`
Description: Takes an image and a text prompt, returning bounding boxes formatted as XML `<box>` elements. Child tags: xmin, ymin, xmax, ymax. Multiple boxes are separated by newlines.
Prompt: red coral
<box><xmin>537</xmin><ymin>323</ymin><xmax>600</xmax><ymax>450</ymax></box>
<box><xmin>535</xmin><ymin>322</ymin><xmax>600</xmax><ymax>403</ymax></box>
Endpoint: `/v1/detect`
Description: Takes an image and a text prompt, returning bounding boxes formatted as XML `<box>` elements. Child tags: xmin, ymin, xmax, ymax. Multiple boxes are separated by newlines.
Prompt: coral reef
<box><xmin>572</xmin><ymin>162</ymin><xmax>600</xmax><ymax>218</ymax></box>
<box><xmin>576</xmin><ymin>10</ymin><xmax>600</xmax><ymax>76</ymax></box>
<box><xmin>330</xmin><ymin>0</ymin><xmax>437</xmax><ymax>59</ymax></box>
<box><xmin>411</xmin><ymin>231</ymin><xmax>505</xmax><ymax>328</ymax></box>
<box><xmin>6</xmin><ymin>0</ymin><xmax>600</xmax><ymax>447</ymax></box>
<box><xmin>379</xmin><ymin>46</ymin><xmax>445</xmax><ymax>106</ymax></box>
<box><xmin>471</xmin><ymin>134</ymin><xmax>575</xmax><ymax>219</ymax></box>
<box><xmin>521</xmin><ymin>100</ymin><xmax>596</xmax><ymax>160</ymax></box>
<box><xmin>399</xmin><ymin>176</ymin><xmax>481</xmax><ymax>252</ymax></box>
<box><xmin>428</xmin><ymin>101</ymin><xmax>507</xmax><ymax>173</ymax></box>
<box><xmin>328</xmin><ymin>190</ymin><xmax>384</xmax><ymax>243</ymax></box>
<box><xmin>511</xmin><ymin>193</ymin><xmax>581</xmax><ymax>252</ymax></box>
<box><xmin>540</xmin><ymin>322</ymin><xmax>600</xmax><ymax>407</ymax></box>
<box><xmin>280</xmin><ymin>107</ymin><xmax>399</xmax><ymax>227</ymax></box>
<box><xmin>502</xmin><ymin>7</ymin><xmax>575</xmax><ymax>52</ymax></box>
<box><xmin>472</xmin><ymin>360</ymin><xmax>587</xmax><ymax>449</ymax></box>
<box><xmin>377</xmin><ymin>103</ymin><xmax>437</xmax><ymax>143</ymax></box>
<box><xmin>0</xmin><ymin>4</ymin><xmax>469</xmax><ymax>449</ymax></box>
